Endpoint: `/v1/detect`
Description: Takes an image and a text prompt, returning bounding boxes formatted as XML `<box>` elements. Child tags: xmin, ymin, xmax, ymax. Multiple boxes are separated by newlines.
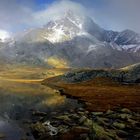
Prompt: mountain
<box><xmin>0</xmin><ymin>10</ymin><xmax>140</xmax><ymax>68</ymax></box>
<box><xmin>44</xmin><ymin>63</ymin><xmax>140</xmax><ymax>84</ymax></box>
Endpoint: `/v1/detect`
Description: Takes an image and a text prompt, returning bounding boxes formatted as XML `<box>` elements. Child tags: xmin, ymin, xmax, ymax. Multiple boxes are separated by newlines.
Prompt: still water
<box><xmin>0</xmin><ymin>77</ymin><xmax>81</xmax><ymax>140</ymax></box>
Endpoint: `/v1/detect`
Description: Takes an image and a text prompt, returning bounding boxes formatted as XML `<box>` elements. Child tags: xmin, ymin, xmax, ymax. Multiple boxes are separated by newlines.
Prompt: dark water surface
<box><xmin>0</xmin><ymin>79</ymin><xmax>81</xmax><ymax>140</ymax></box>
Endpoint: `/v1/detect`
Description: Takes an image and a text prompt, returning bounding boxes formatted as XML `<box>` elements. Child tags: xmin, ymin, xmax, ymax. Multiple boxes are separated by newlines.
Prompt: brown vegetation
<box><xmin>43</xmin><ymin>77</ymin><xmax>140</xmax><ymax>112</ymax></box>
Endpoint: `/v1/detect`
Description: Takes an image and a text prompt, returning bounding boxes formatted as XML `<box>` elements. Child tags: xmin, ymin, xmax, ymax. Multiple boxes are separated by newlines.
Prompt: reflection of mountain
<box><xmin>0</xmin><ymin>10</ymin><xmax>140</xmax><ymax>68</ymax></box>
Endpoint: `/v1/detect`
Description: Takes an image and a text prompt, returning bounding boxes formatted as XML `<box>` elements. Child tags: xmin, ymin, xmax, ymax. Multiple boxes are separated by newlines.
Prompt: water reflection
<box><xmin>0</xmin><ymin>79</ymin><xmax>80</xmax><ymax>119</ymax></box>
<box><xmin>0</xmin><ymin>78</ymin><xmax>81</xmax><ymax>140</ymax></box>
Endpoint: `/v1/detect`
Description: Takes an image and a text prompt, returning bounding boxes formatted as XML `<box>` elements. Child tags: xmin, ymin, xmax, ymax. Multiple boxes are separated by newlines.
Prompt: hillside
<box><xmin>42</xmin><ymin>63</ymin><xmax>140</xmax><ymax>112</ymax></box>
<box><xmin>43</xmin><ymin>63</ymin><xmax>140</xmax><ymax>84</ymax></box>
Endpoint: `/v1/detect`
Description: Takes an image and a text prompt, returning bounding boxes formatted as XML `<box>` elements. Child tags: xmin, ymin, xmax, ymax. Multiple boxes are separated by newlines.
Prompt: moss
<box><xmin>55</xmin><ymin>115</ymin><xmax>71</xmax><ymax>121</ymax></box>
<box><xmin>84</xmin><ymin>119</ymin><xmax>117</xmax><ymax>140</ymax></box>
<box><xmin>31</xmin><ymin>122</ymin><xmax>49</xmax><ymax>138</ymax></box>
<box><xmin>113</xmin><ymin>122</ymin><xmax>126</xmax><ymax>129</ymax></box>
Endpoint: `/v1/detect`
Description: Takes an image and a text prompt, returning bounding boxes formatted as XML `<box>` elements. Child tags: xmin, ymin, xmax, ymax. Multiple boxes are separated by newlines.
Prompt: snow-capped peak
<box><xmin>64</xmin><ymin>10</ymin><xmax>84</xmax><ymax>29</ymax></box>
<box><xmin>42</xmin><ymin>10</ymin><xmax>86</xmax><ymax>43</ymax></box>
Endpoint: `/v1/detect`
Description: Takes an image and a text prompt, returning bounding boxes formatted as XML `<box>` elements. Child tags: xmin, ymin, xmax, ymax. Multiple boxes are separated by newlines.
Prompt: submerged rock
<box><xmin>0</xmin><ymin>133</ymin><xmax>5</xmax><ymax>138</ymax></box>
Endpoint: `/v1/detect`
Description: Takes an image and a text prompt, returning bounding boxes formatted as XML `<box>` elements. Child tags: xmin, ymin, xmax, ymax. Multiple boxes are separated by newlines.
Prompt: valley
<box><xmin>0</xmin><ymin>5</ymin><xmax>140</xmax><ymax>140</ymax></box>
<box><xmin>0</xmin><ymin>64</ymin><xmax>139</xmax><ymax>140</ymax></box>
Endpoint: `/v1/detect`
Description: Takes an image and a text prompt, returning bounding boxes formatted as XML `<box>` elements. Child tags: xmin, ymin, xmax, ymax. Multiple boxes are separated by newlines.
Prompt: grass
<box><xmin>1</xmin><ymin>64</ymin><xmax>140</xmax><ymax>112</ymax></box>
<box><xmin>43</xmin><ymin>76</ymin><xmax>140</xmax><ymax>112</ymax></box>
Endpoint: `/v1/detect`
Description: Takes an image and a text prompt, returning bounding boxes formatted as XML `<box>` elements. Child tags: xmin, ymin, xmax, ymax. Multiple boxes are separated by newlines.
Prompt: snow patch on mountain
<box><xmin>44</xmin><ymin>27</ymin><xmax>66</xmax><ymax>43</ymax></box>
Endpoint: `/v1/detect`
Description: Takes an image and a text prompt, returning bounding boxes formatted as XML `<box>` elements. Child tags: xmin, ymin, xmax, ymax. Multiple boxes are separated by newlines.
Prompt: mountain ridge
<box><xmin>0</xmin><ymin>10</ymin><xmax>140</xmax><ymax>68</ymax></box>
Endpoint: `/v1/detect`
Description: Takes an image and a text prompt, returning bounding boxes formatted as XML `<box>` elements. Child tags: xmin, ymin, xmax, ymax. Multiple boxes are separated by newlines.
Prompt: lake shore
<box><xmin>42</xmin><ymin>76</ymin><xmax>140</xmax><ymax>112</ymax></box>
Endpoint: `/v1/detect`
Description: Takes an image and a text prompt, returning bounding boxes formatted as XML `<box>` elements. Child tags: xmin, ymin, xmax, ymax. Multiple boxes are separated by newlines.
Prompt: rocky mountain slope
<box><xmin>44</xmin><ymin>63</ymin><xmax>140</xmax><ymax>83</ymax></box>
<box><xmin>0</xmin><ymin>10</ymin><xmax>140</xmax><ymax>68</ymax></box>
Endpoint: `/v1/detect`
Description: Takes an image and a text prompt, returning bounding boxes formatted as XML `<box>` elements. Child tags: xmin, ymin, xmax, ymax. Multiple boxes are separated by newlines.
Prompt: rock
<box><xmin>71</xmin><ymin>126</ymin><xmax>90</xmax><ymax>134</ymax></box>
<box><xmin>83</xmin><ymin>119</ymin><xmax>118</xmax><ymax>139</ymax></box>
<box><xmin>96</xmin><ymin>117</ymin><xmax>110</xmax><ymax>126</ymax></box>
<box><xmin>84</xmin><ymin>111</ymin><xmax>89</xmax><ymax>114</ymax></box>
<box><xmin>32</xmin><ymin>111</ymin><xmax>47</xmax><ymax>116</ymax></box>
<box><xmin>79</xmin><ymin>116</ymin><xmax>87</xmax><ymax>124</ymax></box>
<box><xmin>69</xmin><ymin>109</ymin><xmax>75</xmax><ymax>113</ymax></box>
<box><xmin>83</xmin><ymin>118</ymin><xmax>93</xmax><ymax>127</ymax></box>
<box><xmin>38</xmin><ymin>134</ymin><xmax>53</xmax><ymax>140</ymax></box>
<box><xmin>54</xmin><ymin>115</ymin><xmax>71</xmax><ymax>122</ymax></box>
<box><xmin>113</xmin><ymin>122</ymin><xmax>125</xmax><ymax>129</ymax></box>
<box><xmin>63</xmin><ymin>112</ymin><xmax>69</xmax><ymax>115</ymax></box>
<box><xmin>127</xmin><ymin>118</ymin><xmax>138</xmax><ymax>126</ymax></box>
<box><xmin>50</xmin><ymin>120</ymin><xmax>62</xmax><ymax>126</ymax></box>
<box><xmin>106</xmin><ymin>112</ymin><xmax>132</xmax><ymax>120</ymax></box>
<box><xmin>91</xmin><ymin>122</ymin><xmax>116</xmax><ymax>140</ymax></box>
<box><xmin>30</xmin><ymin>122</ymin><xmax>50</xmax><ymax>138</ymax></box>
<box><xmin>118</xmin><ymin>113</ymin><xmax>132</xmax><ymax>120</ymax></box>
<box><xmin>120</xmin><ymin>108</ymin><xmax>131</xmax><ymax>114</ymax></box>
<box><xmin>29</xmin><ymin>105</ymin><xmax>140</xmax><ymax>140</ymax></box>
<box><xmin>51</xmin><ymin>112</ymin><xmax>58</xmax><ymax>116</ymax></box>
<box><xmin>20</xmin><ymin>137</ymin><xmax>28</xmax><ymax>140</ymax></box>
<box><xmin>106</xmin><ymin>109</ymin><xmax>114</xmax><ymax>115</ymax></box>
<box><xmin>91</xmin><ymin>112</ymin><xmax>103</xmax><ymax>116</ymax></box>
<box><xmin>78</xmin><ymin>108</ymin><xmax>85</xmax><ymax>112</ymax></box>
<box><xmin>77</xmin><ymin>111</ymin><xmax>85</xmax><ymax>116</ymax></box>
<box><xmin>134</xmin><ymin>133</ymin><xmax>140</xmax><ymax>139</ymax></box>
<box><xmin>59</xmin><ymin>133</ymin><xmax>75</xmax><ymax>140</ymax></box>
<box><xmin>59</xmin><ymin>126</ymin><xmax>89</xmax><ymax>140</ymax></box>
<box><xmin>70</xmin><ymin>114</ymin><xmax>80</xmax><ymax>120</ymax></box>
<box><xmin>86</xmin><ymin>137</ymin><xmax>90</xmax><ymax>140</ymax></box>
<box><xmin>63</xmin><ymin>120</ymin><xmax>77</xmax><ymax>127</ymax></box>
<box><xmin>116</xmin><ymin>130</ymin><xmax>129</xmax><ymax>138</ymax></box>
<box><xmin>85</xmin><ymin>102</ymin><xmax>92</xmax><ymax>107</ymax></box>
<box><xmin>43</xmin><ymin>121</ymin><xmax>58</xmax><ymax>136</ymax></box>
<box><xmin>58</xmin><ymin>125</ymin><xmax>69</xmax><ymax>133</ymax></box>
<box><xmin>80</xmin><ymin>133</ymin><xmax>89</xmax><ymax>140</ymax></box>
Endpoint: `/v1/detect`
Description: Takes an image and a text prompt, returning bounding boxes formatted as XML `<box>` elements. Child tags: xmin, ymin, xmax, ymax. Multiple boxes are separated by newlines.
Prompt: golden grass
<box><xmin>0</xmin><ymin>65</ymin><xmax>70</xmax><ymax>95</ymax></box>
<box><xmin>46</xmin><ymin>56</ymin><xmax>69</xmax><ymax>68</ymax></box>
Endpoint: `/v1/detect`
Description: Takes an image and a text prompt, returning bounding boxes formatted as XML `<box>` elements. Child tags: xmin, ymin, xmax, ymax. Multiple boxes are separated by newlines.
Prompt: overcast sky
<box><xmin>0</xmin><ymin>0</ymin><xmax>140</xmax><ymax>34</ymax></box>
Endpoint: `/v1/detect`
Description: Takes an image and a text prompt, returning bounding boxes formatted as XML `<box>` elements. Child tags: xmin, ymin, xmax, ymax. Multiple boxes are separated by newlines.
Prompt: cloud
<box><xmin>32</xmin><ymin>0</ymin><xmax>87</xmax><ymax>26</ymax></box>
<box><xmin>0</xmin><ymin>0</ymin><xmax>140</xmax><ymax>33</ymax></box>
<box><xmin>0</xmin><ymin>29</ymin><xmax>10</xmax><ymax>41</ymax></box>
<box><xmin>87</xmin><ymin>0</ymin><xmax>140</xmax><ymax>32</ymax></box>
<box><xmin>0</xmin><ymin>0</ymin><xmax>88</xmax><ymax>32</ymax></box>
<box><xmin>0</xmin><ymin>0</ymin><xmax>34</xmax><ymax>31</ymax></box>
<box><xmin>109</xmin><ymin>0</ymin><xmax>140</xmax><ymax>32</ymax></box>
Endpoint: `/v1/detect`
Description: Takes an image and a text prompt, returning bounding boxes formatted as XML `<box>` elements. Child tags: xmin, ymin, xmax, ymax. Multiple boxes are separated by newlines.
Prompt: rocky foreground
<box><xmin>36</xmin><ymin>64</ymin><xmax>140</xmax><ymax>140</ymax></box>
<box><xmin>29</xmin><ymin>108</ymin><xmax>140</xmax><ymax>140</ymax></box>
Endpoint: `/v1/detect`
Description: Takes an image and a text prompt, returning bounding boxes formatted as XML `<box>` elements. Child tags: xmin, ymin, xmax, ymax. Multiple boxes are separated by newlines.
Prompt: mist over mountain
<box><xmin>0</xmin><ymin>10</ymin><xmax>140</xmax><ymax>68</ymax></box>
